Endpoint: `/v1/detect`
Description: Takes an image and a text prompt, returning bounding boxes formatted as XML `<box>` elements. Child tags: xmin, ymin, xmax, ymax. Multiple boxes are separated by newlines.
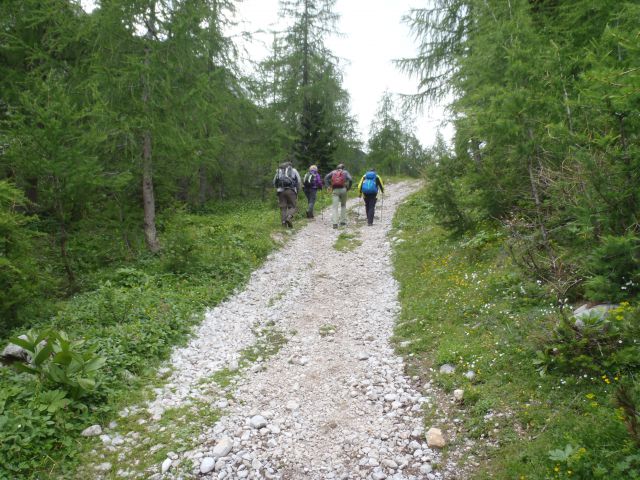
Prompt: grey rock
<box><xmin>213</xmin><ymin>437</ymin><xmax>234</xmax><ymax>457</ymax></box>
<box><xmin>1</xmin><ymin>335</ymin><xmax>31</xmax><ymax>363</ymax></box>
<box><xmin>464</xmin><ymin>370</ymin><xmax>476</xmax><ymax>380</ymax></box>
<box><xmin>286</xmin><ymin>400</ymin><xmax>300</xmax><ymax>411</ymax></box>
<box><xmin>96</xmin><ymin>462</ymin><xmax>112</xmax><ymax>472</ymax></box>
<box><xmin>453</xmin><ymin>389</ymin><xmax>464</xmax><ymax>402</ymax></box>
<box><xmin>81</xmin><ymin>425</ymin><xmax>102</xmax><ymax>437</ymax></box>
<box><xmin>250</xmin><ymin>415</ymin><xmax>267</xmax><ymax>429</ymax></box>
<box><xmin>420</xmin><ymin>463</ymin><xmax>433</xmax><ymax>474</ymax></box>
<box><xmin>439</xmin><ymin>364</ymin><xmax>455</xmax><ymax>375</ymax></box>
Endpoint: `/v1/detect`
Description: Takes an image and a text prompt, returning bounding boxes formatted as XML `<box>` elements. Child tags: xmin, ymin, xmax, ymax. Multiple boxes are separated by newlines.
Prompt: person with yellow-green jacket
<box><xmin>357</xmin><ymin>168</ymin><xmax>385</xmax><ymax>226</ymax></box>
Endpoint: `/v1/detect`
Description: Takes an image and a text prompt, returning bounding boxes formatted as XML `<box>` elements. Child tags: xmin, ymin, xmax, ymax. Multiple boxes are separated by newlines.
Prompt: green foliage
<box><xmin>0</xmin><ymin>181</ymin><xmax>41</xmax><ymax>333</ymax></box>
<box><xmin>333</xmin><ymin>232</ymin><xmax>361</xmax><ymax>252</ymax></box>
<box><xmin>367</xmin><ymin>92</ymin><xmax>426</xmax><ymax>176</ymax></box>
<box><xmin>393</xmin><ymin>189</ymin><xmax>640</xmax><ymax>479</ymax></box>
<box><xmin>0</xmin><ymin>328</ymin><xmax>105</xmax><ymax>477</ymax></box>
<box><xmin>405</xmin><ymin>0</ymin><xmax>640</xmax><ymax>303</ymax></box>
<box><xmin>535</xmin><ymin>303</ymin><xmax>640</xmax><ymax>377</ymax></box>
<box><xmin>0</xmin><ymin>201</ymin><xmax>280</xmax><ymax>478</ymax></box>
<box><xmin>584</xmin><ymin>236</ymin><xmax>640</xmax><ymax>302</ymax></box>
<box><xmin>8</xmin><ymin>330</ymin><xmax>106</xmax><ymax>399</ymax></box>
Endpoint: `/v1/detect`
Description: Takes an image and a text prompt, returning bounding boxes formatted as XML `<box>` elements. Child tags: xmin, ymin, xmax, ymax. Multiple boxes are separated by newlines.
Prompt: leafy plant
<box><xmin>535</xmin><ymin>303</ymin><xmax>640</xmax><ymax>376</ymax></box>
<box><xmin>8</xmin><ymin>330</ymin><xmax>106</xmax><ymax>399</ymax></box>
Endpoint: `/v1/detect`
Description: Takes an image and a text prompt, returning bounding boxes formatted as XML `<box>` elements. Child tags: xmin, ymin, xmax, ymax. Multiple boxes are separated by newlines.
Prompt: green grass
<box><xmin>392</xmin><ymin>189</ymin><xmax>640</xmax><ymax>480</ymax></box>
<box><xmin>333</xmin><ymin>232</ymin><xmax>362</xmax><ymax>252</ymax></box>
<box><xmin>319</xmin><ymin>324</ymin><xmax>337</xmax><ymax>337</ymax></box>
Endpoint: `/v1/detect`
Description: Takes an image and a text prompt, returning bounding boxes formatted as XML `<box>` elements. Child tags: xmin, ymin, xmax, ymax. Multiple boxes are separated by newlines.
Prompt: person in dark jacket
<box><xmin>357</xmin><ymin>168</ymin><xmax>385</xmax><ymax>226</ymax></box>
<box><xmin>324</xmin><ymin>163</ymin><xmax>353</xmax><ymax>228</ymax></box>
<box><xmin>273</xmin><ymin>161</ymin><xmax>302</xmax><ymax>228</ymax></box>
<box><xmin>302</xmin><ymin>165</ymin><xmax>323</xmax><ymax>218</ymax></box>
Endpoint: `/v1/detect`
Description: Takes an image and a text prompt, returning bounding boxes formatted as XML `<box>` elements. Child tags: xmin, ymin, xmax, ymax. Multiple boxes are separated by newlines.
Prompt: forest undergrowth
<box><xmin>392</xmin><ymin>189</ymin><xmax>640</xmax><ymax>480</ymax></box>
<box><xmin>0</xmin><ymin>194</ymin><xmax>329</xmax><ymax>479</ymax></box>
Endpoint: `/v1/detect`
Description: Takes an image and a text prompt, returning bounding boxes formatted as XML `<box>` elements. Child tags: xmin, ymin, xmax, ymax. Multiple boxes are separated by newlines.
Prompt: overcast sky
<box><xmin>80</xmin><ymin>0</ymin><xmax>452</xmax><ymax>147</ymax></box>
<box><xmin>232</xmin><ymin>0</ymin><xmax>452</xmax><ymax>148</ymax></box>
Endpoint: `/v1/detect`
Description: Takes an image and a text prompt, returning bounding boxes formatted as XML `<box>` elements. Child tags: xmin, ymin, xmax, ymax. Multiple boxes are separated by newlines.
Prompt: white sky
<box><xmin>232</xmin><ymin>0</ymin><xmax>453</xmax><ymax>148</ymax></box>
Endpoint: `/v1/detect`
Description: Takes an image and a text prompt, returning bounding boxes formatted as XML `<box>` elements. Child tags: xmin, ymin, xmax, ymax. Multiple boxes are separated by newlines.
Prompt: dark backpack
<box><xmin>303</xmin><ymin>172</ymin><xmax>315</xmax><ymax>189</ymax></box>
<box><xmin>331</xmin><ymin>170</ymin><xmax>346</xmax><ymax>188</ymax></box>
<box><xmin>275</xmin><ymin>166</ymin><xmax>296</xmax><ymax>189</ymax></box>
<box><xmin>361</xmin><ymin>171</ymin><xmax>378</xmax><ymax>195</ymax></box>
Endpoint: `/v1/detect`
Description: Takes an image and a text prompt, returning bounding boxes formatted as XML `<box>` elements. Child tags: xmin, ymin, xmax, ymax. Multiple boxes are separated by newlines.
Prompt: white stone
<box><xmin>250</xmin><ymin>415</ymin><xmax>267</xmax><ymax>429</ymax></box>
<box><xmin>285</xmin><ymin>400</ymin><xmax>300</xmax><ymax>411</ymax></box>
<box><xmin>161</xmin><ymin>458</ymin><xmax>172</xmax><ymax>474</ymax></box>
<box><xmin>453</xmin><ymin>389</ymin><xmax>464</xmax><ymax>402</ymax></box>
<box><xmin>420</xmin><ymin>463</ymin><xmax>433</xmax><ymax>474</ymax></box>
<box><xmin>96</xmin><ymin>462</ymin><xmax>112</xmax><ymax>472</ymax></box>
<box><xmin>439</xmin><ymin>364</ymin><xmax>455</xmax><ymax>374</ymax></box>
<box><xmin>200</xmin><ymin>457</ymin><xmax>216</xmax><ymax>474</ymax></box>
<box><xmin>81</xmin><ymin>425</ymin><xmax>102</xmax><ymax>437</ymax></box>
<box><xmin>213</xmin><ymin>437</ymin><xmax>234</xmax><ymax>457</ymax></box>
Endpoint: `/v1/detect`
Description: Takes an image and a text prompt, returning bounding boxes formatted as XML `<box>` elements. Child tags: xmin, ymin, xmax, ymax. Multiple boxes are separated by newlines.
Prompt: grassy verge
<box><xmin>0</xmin><ymin>199</ymin><xmax>302</xmax><ymax>478</ymax></box>
<box><xmin>392</xmin><ymin>189</ymin><xmax>639</xmax><ymax>479</ymax></box>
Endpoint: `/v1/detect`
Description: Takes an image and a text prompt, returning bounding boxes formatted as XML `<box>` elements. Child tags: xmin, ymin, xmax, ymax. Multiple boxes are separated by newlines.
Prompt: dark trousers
<box><xmin>363</xmin><ymin>193</ymin><xmax>377</xmax><ymax>224</ymax></box>
<box><xmin>277</xmin><ymin>189</ymin><xmax>298</xmax><ymax>224</ymax></box>
<box><xmin>304</xmin><ymin>188</ymin><xmax>318</xmax><ymax>216</ymax></box>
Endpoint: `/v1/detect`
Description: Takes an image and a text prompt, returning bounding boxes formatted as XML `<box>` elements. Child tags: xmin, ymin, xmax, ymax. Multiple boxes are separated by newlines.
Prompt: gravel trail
<box><xmin>85</xmin><ymin>180</ymin><xmax>454</xmax><ymax>480</ymax></box>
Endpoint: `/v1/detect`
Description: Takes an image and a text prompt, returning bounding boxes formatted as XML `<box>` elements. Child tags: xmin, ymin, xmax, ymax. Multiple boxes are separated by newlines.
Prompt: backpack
<box><xmin>275</xmin><ymin>166</ymin><xmax>296</xmax><ymax>189</ymax></box>
<box><xmin>361</xmin><ymin>171</ymin><xmax>378</xmax><ymax>195</ymax></box>
<box><xmin>303</xmin><ymin>172</ymin><xmax>315</xmax><ymax>189</ymax></box>
<box><xmin>331</xmin><ymin>170</ymin><xmax>346</xmax><ymax>188</ymax></box>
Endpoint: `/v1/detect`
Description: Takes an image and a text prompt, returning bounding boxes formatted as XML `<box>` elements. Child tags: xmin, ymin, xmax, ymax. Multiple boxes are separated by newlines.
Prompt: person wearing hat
<box><xmin>324</xmin><ymin>163</ymin><xmax>353</xmax><ymax>228</ymax></box>
<box><xmin>302</xmin><ymin>165</ymin><xmax>323</xmax><ymax>218</ymax></box>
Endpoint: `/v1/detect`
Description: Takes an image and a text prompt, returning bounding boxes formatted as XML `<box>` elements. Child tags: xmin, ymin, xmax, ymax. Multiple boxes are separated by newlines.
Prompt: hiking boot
<box><xmin>285</xmin><ymin>219</ymin><xmax>293</xmax><ymax>228</ymax></box>
<box><xmin>339</xmin><ymin>222</ymin><xmax>346</xmax><ymax>226</ymax></box>
<box><xmin>332</xmin><ymin>224</ymin><xmax>338</xmax><ymax>229</ymax></box>
<box><xmin>306</xmin><ymin>211</ymin><xmax>311</xmax><ymax>218</ymax></box>
<box><xmin>367</xmin><ymin>222</ymin><xmax>373</xmax><ymax>226</ymax></box>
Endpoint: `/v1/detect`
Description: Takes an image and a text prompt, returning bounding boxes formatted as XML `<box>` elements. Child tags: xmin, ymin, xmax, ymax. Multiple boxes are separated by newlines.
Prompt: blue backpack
<box><xmin>361</xmin><ymin>171</ymin><xmax>378</xmax><ymax>195</ymax></box>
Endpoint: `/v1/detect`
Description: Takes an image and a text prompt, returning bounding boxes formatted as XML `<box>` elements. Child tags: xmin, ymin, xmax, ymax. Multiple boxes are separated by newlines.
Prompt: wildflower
<box><xmin>585</xmin><ymin>393</ymin><xmax>595</xmax><ymax>399</ymax></box>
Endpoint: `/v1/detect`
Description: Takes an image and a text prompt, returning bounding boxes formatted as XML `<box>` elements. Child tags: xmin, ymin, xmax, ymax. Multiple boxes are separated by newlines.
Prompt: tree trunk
<box><xmin>142</xmin><ymin>129</ymin><xmax>160</xmax><ymax>253</ymax></box>
<box><xmin>199</xmin><ymin>164</ymin><xmax>208</xmax><ymax>205</ymax></box>
<box><xmin>141</xmin><ymin>12</ymin><xmax>160</xmax><ymax>253</ymax></box>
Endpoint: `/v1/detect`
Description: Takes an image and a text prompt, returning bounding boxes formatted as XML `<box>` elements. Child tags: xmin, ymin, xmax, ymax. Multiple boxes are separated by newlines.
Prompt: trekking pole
<box><xmin>380</xmin><ymin>194</ymin><xmax>384</xmax><ymax>222</ymax></box>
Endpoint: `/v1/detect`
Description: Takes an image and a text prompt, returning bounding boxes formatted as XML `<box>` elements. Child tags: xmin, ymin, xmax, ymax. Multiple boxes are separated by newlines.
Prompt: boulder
<box><xmin>1</xmin><ymin>335</ymin><xmax>31</xmax><ymax>364</ymax></box>
<box><xmin>573</xmin><ymin>303</ymin><xmax>618</xmax><ymax>320</ymax></box>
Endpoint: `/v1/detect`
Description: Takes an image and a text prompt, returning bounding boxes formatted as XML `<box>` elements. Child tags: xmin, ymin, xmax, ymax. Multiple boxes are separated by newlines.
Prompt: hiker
<box><xmin>324</xmin><ymin>163</ymin><xmax>353</xmax><ymax>229</ymax></box>
<box><xmin>302</xmin><ymin>165</ymin><xmax>323</xmax><ymax>218</ymax></box>
<box><xmin>273</xmin><ymin>160</ymin><xmax>302</xmax><ymax>228</ymax></box>
<box><xmin>358</xmin><ymin>168</ymin><xmax>385</xmax><ymax>226</ymax></box>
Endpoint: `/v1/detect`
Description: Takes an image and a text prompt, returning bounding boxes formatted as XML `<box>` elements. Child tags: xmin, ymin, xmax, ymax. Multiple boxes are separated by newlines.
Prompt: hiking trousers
<box><xmin>363</xmin><ymin>193</ymin><xmax>378</xmax><ymax>225</ymax></box>
<box><xmin>304</xmin><ymin>188</ymin><xmax>318</xmax><ymax>217</ymax></box>
<box><xmin>331</xmin><ymin>187</ymin><xmax>348</xmax><ymax>225</ymax></box>
<box><xmin>277</xmin><ymin>189</ymin><xmax>298</xmax><ymax>225</ymax></box>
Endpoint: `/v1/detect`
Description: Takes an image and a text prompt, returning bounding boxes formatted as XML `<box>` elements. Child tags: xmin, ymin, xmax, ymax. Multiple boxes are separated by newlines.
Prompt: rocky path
<box><xmin>82</xmin><ymin>181</ymin><xmax>456</xmax><ymax>480</ymax></box>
